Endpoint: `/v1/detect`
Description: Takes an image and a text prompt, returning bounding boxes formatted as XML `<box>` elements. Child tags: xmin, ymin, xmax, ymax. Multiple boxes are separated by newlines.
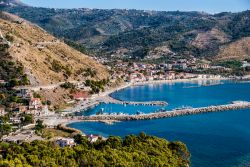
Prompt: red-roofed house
<box><xmin>73</xmin><ymin>91</ymin><xmax>89</xmax><ymax>101</ymax></box>
<box><xmin>29</xmin><ymin>98</ymin><xmax>42</xmax><ymax>110</ymax></box>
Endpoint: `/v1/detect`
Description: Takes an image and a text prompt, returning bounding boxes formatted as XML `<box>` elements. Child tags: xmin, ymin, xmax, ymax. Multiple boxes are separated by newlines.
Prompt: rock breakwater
<box><xmin>77</xmin><ymin>101</ymin><xmax>250</xmax><ymax>122</ymax></box>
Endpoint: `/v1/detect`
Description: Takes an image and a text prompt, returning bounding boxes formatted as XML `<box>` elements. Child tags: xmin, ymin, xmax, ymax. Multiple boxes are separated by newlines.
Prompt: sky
<box><xmin>21</xmin><ymin>0</ymin><xmax>250</xmax><ymax>13</ymax></box>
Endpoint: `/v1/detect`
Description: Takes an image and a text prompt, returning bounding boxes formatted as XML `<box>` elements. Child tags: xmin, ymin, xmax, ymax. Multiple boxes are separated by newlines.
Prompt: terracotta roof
<box><xmin>73</xmin><ymin>91</ymin><xmax>89</xmax><ymax>99</ymax></box>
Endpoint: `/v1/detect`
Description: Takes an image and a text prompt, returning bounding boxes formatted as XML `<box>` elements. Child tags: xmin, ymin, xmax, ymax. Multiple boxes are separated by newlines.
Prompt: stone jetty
<box><xmin>76</xmin><ymin>101</ymin><xmax>250</xmax><ymax>122</ymax></box>
<box><xmin>103</xmin><ymin>95</ymin><xmax>168</xmax><ymax>106</ymax></box>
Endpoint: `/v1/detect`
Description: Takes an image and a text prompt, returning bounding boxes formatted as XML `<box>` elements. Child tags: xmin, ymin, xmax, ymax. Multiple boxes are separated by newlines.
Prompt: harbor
<box><xmin>70</xmin><ymin>101</ymin><xmax>250</xmax><ymax>122</ymax></box>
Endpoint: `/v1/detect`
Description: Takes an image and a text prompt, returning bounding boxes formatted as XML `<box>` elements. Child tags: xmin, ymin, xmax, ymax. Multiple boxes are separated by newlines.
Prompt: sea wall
<box><xmin>77</xmin><ymin>101</ymin><xmax>250</xmax><ymax>122</ymax></box>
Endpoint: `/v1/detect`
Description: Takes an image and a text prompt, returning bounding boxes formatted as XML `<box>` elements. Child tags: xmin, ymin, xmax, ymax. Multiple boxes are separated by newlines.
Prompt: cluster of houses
<box><xmin>15</xmin><ymin>89</ymin><xmax>50</xmax><ymax>116</ymax></box>
<box><xmin>55</xmin><ymin>134</ymin><xmax>101</xmax><ymax>148</ymax></box>
<box><xmin>111</xmin><ymin>60</ymin><xmax>224</xmax><ymax>83</ymax></box>
<box><xmin>2</xmin><ymin>132</ymin><xmax>102</xmax><ymax>147</ymax></box>
<box><xmin>0</xmin><ymin>88</ymin><xmax>51</xmax><ymax>123</ymax></box>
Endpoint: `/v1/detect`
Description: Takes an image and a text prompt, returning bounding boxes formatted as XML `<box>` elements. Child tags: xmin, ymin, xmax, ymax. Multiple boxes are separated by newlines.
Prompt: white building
<box><xmin>56</xmin><ymin>138</ymin><xmax>75</xmax><ymax>148</ymax></box>
<box><xmin>87</xmin><ymin>134</ymin><xmax>100</xmax><ymax>143</ymax></box>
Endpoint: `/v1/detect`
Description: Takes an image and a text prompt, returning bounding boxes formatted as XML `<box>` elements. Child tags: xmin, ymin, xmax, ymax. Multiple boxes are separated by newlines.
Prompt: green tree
<box><xmin>0</xmin><ymin>123</ymin><xmax>12</xmax><ymax>135</ymax></box>
<box><xmin>35</xmin><ymin>119</ymin><xmax>45</xmax><ymax>132</ymax></box>
<box><xmin>9</xmin><ymin>79</ymin><xmax>19</xmax><ymax>87</ymax></box>
<box><xmin>21</xmin><ymin>114</ymin><xmax>34</xmax><ymax>125</ymax></box>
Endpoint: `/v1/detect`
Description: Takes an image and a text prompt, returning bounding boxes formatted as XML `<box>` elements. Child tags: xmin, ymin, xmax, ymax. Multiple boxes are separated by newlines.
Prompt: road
<box><xmin>15</xmin><ymin>80</ymin><xmax>79</xmax><ymax>91</ymax></box>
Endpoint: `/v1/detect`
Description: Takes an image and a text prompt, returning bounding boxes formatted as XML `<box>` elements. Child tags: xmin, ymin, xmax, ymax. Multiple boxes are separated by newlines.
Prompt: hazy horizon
<box><xmin>21</xmin><ymin>0</ymin><xmax>250</xmax><ymax>14</ymax></box>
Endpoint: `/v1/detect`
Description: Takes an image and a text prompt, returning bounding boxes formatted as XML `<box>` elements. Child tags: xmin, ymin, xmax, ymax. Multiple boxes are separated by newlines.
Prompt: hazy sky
<box><xmin>22</xmin><ymin>0</ymin><xmax>250</xmax><ymax>13</ymax></box>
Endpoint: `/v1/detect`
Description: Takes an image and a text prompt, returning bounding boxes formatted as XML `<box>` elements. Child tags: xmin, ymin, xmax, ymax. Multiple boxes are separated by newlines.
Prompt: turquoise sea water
<box><xmin>69</xmin><ymin>80</ymin><xmax>250</xmax><ymax>167</ymax></box>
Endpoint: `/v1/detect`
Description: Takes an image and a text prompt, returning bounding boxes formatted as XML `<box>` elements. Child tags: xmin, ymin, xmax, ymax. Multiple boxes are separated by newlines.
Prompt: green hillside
<box><xmin>2</xmin><ymin>4</ymin><xmax>249</xmax><ymax>61</ymax></box>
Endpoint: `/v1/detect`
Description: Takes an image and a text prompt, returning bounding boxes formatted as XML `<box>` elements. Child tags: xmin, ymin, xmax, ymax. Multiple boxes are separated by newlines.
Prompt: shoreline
<box><xmin>64</xmin><ymin>76</ymin><xmax>230</xmax><ymax>114</ymax></box>
<box><xmin>57</xmin><ymin>77</ymin><xmax>243</xmax><ymax>128</ymax></box>
<box><xmin>133</xmin><ymin>77</ymin><xmax>229</xmax><ymax>86</ymax></box>
<box><xmin>66</xmin><ymin>101</ymin><xmax>250</xmax><ymax>124</ymax></box>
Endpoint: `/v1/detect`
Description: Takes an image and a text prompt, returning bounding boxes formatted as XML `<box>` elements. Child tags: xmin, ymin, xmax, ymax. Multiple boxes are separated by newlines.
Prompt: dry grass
<box><xmin>38</xmin><ymin>87</ymin><xmax>73</xmax><ymax>110</ymax></box>
<box><xmin>216</xmin><ymin>37</ymin><xmax>250</xmax><ymax>61</ymax></box>
<box><xmin>191</xmin><ymin>28</ymin><xmax>229</xmax><ymax>49</ymax></box>
<box><xmin>0</xmin><ymin>13</ymin><xmax>109</xmax><ymax>86</ymax></box>
<box><xmin>42</xmin><ymin>128</ymin><xmax>72</xmax><ymax>139</ymax></box>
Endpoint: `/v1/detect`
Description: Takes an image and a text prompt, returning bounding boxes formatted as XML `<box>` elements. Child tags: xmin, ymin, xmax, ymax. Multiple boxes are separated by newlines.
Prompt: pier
<box><xmin>102</xmin><ymin>95</ymin><xmax>168</xmax><ymax>106</ymax></box>
<box><xmin>74</xmin><ymin>101</ymin><xmax>250</xmax><ymax>122</ymax></box>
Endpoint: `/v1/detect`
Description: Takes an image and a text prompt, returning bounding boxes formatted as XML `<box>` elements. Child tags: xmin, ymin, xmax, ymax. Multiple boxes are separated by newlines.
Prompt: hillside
<box><xmin>216</xmin><ymin>37</ymin><xmax>250</xmax><ymax>61</ymax></box>
<box><xmin>0</xmin><ymin>12</ymin><xmax>109</xmax><ymax>86</ymax></box>
<box><xmin>1</xmin><ymin>2</ymin><xmax>249</xmax><ymax>61</ymax></box>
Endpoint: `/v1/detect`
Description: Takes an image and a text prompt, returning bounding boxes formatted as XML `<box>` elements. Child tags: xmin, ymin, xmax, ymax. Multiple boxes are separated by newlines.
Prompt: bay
<box><xmin>69</xmin><ymin>80</ymin><xmax>250</xmax><ymax>167</ymax></box>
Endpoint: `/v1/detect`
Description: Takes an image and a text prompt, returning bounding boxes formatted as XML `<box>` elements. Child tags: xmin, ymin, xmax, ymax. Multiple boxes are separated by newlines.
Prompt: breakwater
<box><xmin>76</xmin><ymin>101</ymin><xmax>250</xmax><ymax>122</ymax></box>
<box><xmin>103</xmin><ymin>95</ymin><xmax>168</xmax><ymax>106</ymax></box>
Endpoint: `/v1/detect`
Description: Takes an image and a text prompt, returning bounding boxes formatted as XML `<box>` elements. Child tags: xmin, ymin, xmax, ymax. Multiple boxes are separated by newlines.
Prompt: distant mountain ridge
<box><xmin>0</xmin><ymin>0</ymin><xmax>26</xmax><ymax>7</ymax></box>
<box><xmin>2</xmin><ymin>1</ymin><xmax>250</xmax><ymax>61</ymax></box>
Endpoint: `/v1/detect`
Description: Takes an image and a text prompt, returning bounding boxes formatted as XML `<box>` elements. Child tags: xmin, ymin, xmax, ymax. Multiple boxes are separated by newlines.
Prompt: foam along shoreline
<box><xmin>74</xmin><ymin>101</ymin><xmax>250</xmax><ymax>122</ymax></box>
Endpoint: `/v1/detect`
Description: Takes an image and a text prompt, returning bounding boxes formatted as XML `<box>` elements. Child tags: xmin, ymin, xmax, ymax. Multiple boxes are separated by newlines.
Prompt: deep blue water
<box><xmin>69</xmin><ymin>80</ymin><xmax>250</xmax><ymax>167</ymax></box>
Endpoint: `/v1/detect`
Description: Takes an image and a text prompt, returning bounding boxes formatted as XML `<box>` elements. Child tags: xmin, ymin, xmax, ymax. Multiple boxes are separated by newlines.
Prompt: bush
<box><xmin>60</xmin><ymin>82</ymin><xmax>75</xmax><ymax>89</ymax></box>
<box><xmin>51</xmin><ymin>60</ymin><xmax>63</xmax><ymax>72</ymax></box>
<box><xmin>85</xmin><ymin>79</ymin><xmax>109</xmax><ymax>94</ymax></box>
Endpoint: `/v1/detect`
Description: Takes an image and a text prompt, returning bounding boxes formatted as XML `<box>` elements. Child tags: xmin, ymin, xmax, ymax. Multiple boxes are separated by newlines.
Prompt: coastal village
<box><xmin>1</xmin><ymin>8</ymin><xmax>250</xmax><ymax>150</ymax></box>
<box><xmin>111</xmin><ymin>60</ymin><xmax>223</xmax><ymax>82</ymax></box>
<box><xmin>0</xmin><ymin>0</ymin><xmax>250</xmax><ymax>166</ymax></box>
<box><xmin>1</xmin><ymin>29</ymin><xmax>250</xmax><ymax>145</ymax></box>
<box><xmin>1</xmin><ymin>57</ymin><xmax>249</xmax><ymax>145</ymax></box>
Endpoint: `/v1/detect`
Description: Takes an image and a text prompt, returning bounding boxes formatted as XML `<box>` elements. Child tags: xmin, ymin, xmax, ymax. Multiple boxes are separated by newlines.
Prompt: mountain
<box><xmin>0</xmin><ymin>11</ymin><xmax>109</xmax><ymax>86</ymax></box>
<box><xmin>2</xmin><ymin>2</ymin><xmax>250</xmax><ymax>61</ymax></box>
<box><xmin>0</xmin><ymin>0</ymin><xmax>26</xmax><ymax>7</ymax></box>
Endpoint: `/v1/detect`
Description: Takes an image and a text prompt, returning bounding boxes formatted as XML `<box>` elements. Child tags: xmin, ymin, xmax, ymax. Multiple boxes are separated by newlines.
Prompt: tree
<box><xmin>0</xmin><ymin>123</ymin><xmax>12</xmax><ymax>135</ymax></box>
<box><xmin>33</xmin><ymin>92</ymin><xmax>42</xmax><ymax>98</ymax></box>
<box><xmin>10</xmin><ymin>96</ymin><xmax>19</xmax><ymax>103</ymax></box>
<box><xmin>21</xmin><ymin>114</ymin><xmax>33</xmax><ymax>125</ymax></box>
<box><xmin>74</xmin><ymin>134</ymin><xmax>89</xmax><ymax>146</ymax></box>
<box><xmin>105</xmin><ymin>136</ymin><xmax>122</xmax><ymax>149</ymax></box>
<box><xmin>46</xmin><ymin>100</ymin><xmax>52</xmax><ymax>106</ymax></box>
<box><xmin>35</xmin><ymin>119</ymin><xmax>45</xmax><ymax>132</ymax></box>
<box><xmin>9</xmin><ymin>79</ymin><xmax>19</xmax><ymax>87</ymax></box>
<box><xmin>0</xmin><ymin>134</ymin><xmax>190</xmax><ymax>166</ymax></box>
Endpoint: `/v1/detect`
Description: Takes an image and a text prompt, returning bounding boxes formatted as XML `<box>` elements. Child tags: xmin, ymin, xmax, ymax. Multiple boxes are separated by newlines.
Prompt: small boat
<box><xmin>96</xmin><ymin>108</ymin><xmax>104</xmax><ymax>115</ymax></box>
<box><xmin>159</xmin><ymin>108</ymin><xmax>166</xmax><ymax>112</ymax></box>
<box><xmin>136</xmin><ymin>111</ymin><xmax>144</xmax><ymax>115</ymax></box>
<box><xmin>174</xmin><ymin>106</ymin><xmax>193</xmax><ymax>110</ymax></box>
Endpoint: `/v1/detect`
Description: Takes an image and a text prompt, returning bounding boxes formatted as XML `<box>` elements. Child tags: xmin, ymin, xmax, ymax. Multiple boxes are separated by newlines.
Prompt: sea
<box><xmin>69</xmin><ymin>80</ymin><xmax>250</xmax><ymax>167</ymax></box>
